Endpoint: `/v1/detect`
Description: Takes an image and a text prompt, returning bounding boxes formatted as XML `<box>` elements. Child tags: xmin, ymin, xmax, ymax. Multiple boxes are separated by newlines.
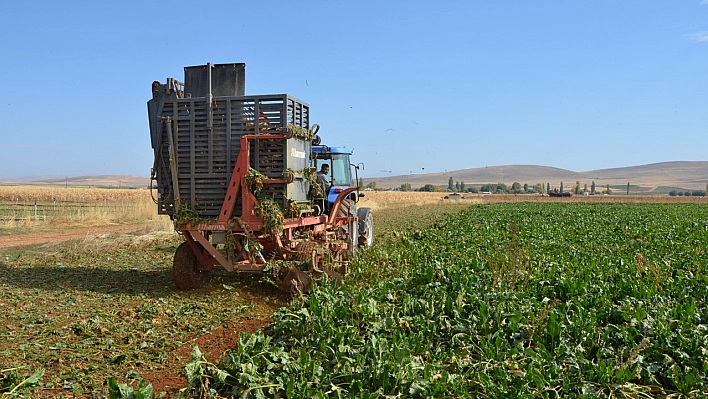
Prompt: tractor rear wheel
<box><xmin>338</xmin><ymin>198</ymin><xmax>358</xmax><ymax>257</ymax></box>
<box><xmin>173</xmin><ymin>242</ymin><xmax>211</xmax><ymax>290</ymax></box>
<box><xmin>358</xmin><ymin>207</ymin><xmax>374</xmax><ymax>247</ymax></box>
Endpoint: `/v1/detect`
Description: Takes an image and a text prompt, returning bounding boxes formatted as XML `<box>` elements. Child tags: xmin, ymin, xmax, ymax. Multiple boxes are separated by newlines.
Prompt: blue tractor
<box><xmin>311</xmin><ymin>145</ymin><xmax>374</xmax><ymax>252</ymax></box>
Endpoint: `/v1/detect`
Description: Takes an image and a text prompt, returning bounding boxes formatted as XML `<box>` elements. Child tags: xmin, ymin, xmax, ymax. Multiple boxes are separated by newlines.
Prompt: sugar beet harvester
<box><xmin>148</xmin><ymin>63</ymin><xmax>373</xmax><ymax>293</ymax></box>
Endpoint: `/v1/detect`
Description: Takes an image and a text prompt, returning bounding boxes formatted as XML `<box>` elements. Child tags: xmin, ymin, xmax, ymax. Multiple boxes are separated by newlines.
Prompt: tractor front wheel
<box><xmin>173</xmin><ymin>242</ymin><xmax>211</xmax><ymax>290</ymax></box>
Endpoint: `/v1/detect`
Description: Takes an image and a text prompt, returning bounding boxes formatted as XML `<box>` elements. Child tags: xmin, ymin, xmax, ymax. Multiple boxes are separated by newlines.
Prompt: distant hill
<box><xmin>366</xmin><ymin>161</ymin><xmax>708</xmax><ymax>192</ymax></box>
<box><xmin>0</xmin><ymin>175</ymin><xmax>150</xmax><ymax>188</ymax></box>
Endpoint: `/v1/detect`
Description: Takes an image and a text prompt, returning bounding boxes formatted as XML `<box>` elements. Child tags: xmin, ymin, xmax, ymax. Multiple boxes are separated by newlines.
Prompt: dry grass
<box><xmin>358</xmin><ymin>191</ymin><xmax>459</xmax><ymax>210</ymax></box>
<box><xmin>0</xmin><ymin>185</ymin><xmax>169</xmax><ymax>232</ymax></box>
<box><xmin>358</xmin><ymin>191</ymin><xmax>707</xmax><ymax>210</ymax></box>
<box><xmin>0</xmin><ymin>185</ymin><xmax>150</xmax><ymax>202</ymax></box>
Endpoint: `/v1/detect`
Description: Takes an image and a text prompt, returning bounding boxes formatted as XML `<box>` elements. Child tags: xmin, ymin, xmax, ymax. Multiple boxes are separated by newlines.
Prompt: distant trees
<box><xmin>385</xmin><ymin>176</ymin><xmax>698</xmax><ymax>198</ymax></box>
<box><xmin>419</xmin><ymin>184</ymin><xmax>443</xmax><ymax>192</ymax></box>
<box><xmin>358</xmin><ymin>178</ymin><xmax>376</xmax><ymax>190</ymax></box>
<box><xmin>448</xmin><ymin>177</ymin><xmax>454</xmax><ymax>191</ymax></box>
<box><xmin>397</xmin><ymin>178</ymin><xmax>702</xmax><ymax>197</ymax></box>
<box><xmin>480</xmin><ymin>183</ymin><xmax>509</xmax><ymax>194</ymax></box>
<box><xmin>450</xmin><ymin>181</ymin><xmax>467</xmax><ymax>192</ymax></box>
<box><xmin>511</xmin><ymin>182</ymin><xmax>522</xmax><ymax>194</ymax></box>
<box><xmin>669</xmin><ymin>190</ymin><xmax>701</xmax><ymax>196</ymax></box>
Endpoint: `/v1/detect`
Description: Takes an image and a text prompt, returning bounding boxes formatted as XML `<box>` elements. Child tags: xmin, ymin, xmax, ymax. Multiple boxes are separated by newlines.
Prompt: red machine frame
<box><xmin>177</xmin><ymin>133</ymin><xmax>358</xmax><ymax>275</ymax></box>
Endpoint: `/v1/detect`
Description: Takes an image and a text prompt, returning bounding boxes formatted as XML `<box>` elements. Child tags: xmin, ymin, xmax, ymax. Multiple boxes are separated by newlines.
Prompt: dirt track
<box><xmin>0</xmin><ymin>224</ymin><xmax>152</xmax><ymax>250</ymax></box>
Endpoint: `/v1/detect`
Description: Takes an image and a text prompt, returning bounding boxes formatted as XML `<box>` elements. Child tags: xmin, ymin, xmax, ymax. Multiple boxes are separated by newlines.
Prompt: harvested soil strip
<box><xmin>141</xmin><ymin>316</ymin><xmax>274</xmax><ymax>397</ymax></box>
<box><xmin>0</xmin><ymin>224</ymin><xmax>151</xmax><ymax>249</ymax></box>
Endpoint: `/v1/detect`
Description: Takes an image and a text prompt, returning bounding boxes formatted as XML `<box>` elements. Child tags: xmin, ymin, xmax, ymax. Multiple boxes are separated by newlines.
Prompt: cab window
<box><xmin>330</xmin><ymin>154</ymin><xmax>352</xmax><ymax>186</ymax></box>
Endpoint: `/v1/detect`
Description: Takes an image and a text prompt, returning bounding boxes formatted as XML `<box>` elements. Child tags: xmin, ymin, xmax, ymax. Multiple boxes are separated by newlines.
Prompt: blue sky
<box><xmin>1</xmin><ymin>1</ymin><xmax>707</xmax><ymax>179</ymax></box>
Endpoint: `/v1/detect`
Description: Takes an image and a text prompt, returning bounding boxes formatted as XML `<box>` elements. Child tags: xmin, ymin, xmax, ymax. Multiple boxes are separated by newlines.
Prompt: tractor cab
<box><xmin>311</xmin><ymin>146</ymin><xmax>356</xmax><ymax>207</ymax></box>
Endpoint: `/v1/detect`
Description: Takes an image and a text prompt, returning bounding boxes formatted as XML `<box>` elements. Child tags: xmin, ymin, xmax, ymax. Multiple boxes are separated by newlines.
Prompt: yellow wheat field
<box><xmin>357</xmin><ymin>190</ymin><xmax>707</xmax><ymax>210</ymax></box>
<box><xmin>0</xmin><ymin>185</ymin><xmax>169</xmax><ymax>231</ymax></box>
<box><xmin>0</xmin><ymin>185</ymin><xmax>151</xmax><ymax>202</ymax></box>
<box><xmin>357</xmin><ymin>191</ymin><xmax>452</xmax><ymax>210</ymax></box>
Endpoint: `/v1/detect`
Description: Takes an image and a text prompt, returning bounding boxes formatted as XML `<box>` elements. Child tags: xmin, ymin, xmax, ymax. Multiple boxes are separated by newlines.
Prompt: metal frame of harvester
<box><xmin>148</xmin><ymin>63</ymin><xmax>370</xmax><ymax>293</ymax></box>
<box><xmin>177</xmin><ymin>132</ymin><xmax>360</xmax><ymax>289</ymax></box>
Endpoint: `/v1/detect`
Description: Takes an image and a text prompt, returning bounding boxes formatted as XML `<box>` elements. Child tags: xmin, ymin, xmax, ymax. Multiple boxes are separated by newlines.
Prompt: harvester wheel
<box><xmin>173</xmin><ymin>242</ymin><xmax>211</xmax><ymax>290</ymax></box>
<box><xmin>357</xmin><ymin>207</ymin><xmax>374</xmax><ymax>247</ymax></box>
<box><xmin>338</xmin><ymin>199</ymin><xmax>358</xmax><ymax>257</ymax></box>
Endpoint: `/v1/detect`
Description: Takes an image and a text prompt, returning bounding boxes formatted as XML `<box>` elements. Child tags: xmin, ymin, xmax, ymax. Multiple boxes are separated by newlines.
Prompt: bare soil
<box><xmin>138</xmin><ymin>288</ymin><xmax>290</xmax><ymax>397</ymax></box>
<box><xmin>0</xmin><ymin>224</ymin><xmax>152</xmax><ymax>250</ymax></box>
<box><xmin>141</xmin><ymin>312</ymin><xmax>277</xmax><ymax>397</ymax></box>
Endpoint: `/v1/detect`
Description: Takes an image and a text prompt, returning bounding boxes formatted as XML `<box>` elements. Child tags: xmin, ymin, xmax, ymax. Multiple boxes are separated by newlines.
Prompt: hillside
<box><xmin>366</xmin><ymin>161</ymin><xmax>708</xmax><ymax>192</ymax></box>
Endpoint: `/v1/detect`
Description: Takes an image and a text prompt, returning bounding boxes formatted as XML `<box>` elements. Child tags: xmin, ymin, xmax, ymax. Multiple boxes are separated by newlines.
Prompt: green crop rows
<box><xmin>188</xmin><ymin>202</ymin><xmax>708</xmax><ymax>398</ymax></box>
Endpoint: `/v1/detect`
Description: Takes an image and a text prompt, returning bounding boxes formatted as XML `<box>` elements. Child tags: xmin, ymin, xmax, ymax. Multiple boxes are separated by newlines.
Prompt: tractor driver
<box><xmin>317</xmin><ymin>164</ymin><xmax>331</xmax><ymax>196</ymax></box>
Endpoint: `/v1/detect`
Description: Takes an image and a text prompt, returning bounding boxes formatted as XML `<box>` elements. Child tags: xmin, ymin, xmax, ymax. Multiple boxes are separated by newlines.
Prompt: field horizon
<box><xmin>1</xmin><ymin>160</ymin><xmax>707</xmax><ymax>192</ymax></box>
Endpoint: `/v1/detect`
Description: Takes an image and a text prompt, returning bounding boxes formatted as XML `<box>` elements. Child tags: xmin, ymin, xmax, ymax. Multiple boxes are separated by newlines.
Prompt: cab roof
<box><xmin>312</xmin><ymin>145</ymin><xmax>353</xmax><ymax>155</ymax></box>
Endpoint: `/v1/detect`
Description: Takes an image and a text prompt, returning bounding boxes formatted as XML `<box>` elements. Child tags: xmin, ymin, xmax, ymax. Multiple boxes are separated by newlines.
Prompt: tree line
<box><xmin>359</xmin><ymin>178</ymin><xmax>707</xmax><ymax>196</ymax></box>
<box><xmin>396</xmin><ymin>179</ymin><xmax>608</xmax><ymax>195</ymax></box>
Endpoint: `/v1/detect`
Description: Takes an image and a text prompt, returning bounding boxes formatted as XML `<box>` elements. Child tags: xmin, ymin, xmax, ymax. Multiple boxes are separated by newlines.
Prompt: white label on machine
<box><xmin>290</xmin><ymin>148</ymin><xmax>306</xmax><ymax>159</ymax></box>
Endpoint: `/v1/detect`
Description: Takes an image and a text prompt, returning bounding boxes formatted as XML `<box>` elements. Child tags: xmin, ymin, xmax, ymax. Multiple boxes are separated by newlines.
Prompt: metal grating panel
<box><xmin>150</xmin><ymin>92</ymin><xmax>310</xmax><ymax>218</ymax></box>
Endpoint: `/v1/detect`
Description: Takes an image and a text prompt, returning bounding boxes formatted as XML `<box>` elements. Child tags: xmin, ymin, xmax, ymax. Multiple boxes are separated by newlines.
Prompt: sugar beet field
<box><xmin>1</xmin><ymin>201</ymin><xmax>707</xmax><ymax>398</ymax></box>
